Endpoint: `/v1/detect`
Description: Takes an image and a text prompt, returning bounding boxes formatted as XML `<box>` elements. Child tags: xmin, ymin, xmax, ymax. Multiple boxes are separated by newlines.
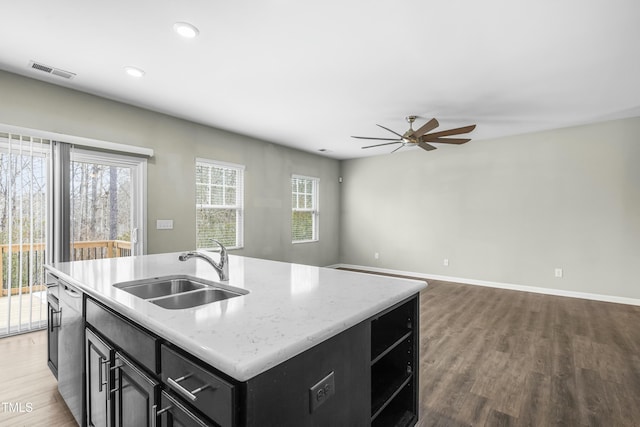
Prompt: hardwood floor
<box><xmin>0</xmin><ymin>330</ymin><xmax>76</xmax><ymax>426</ymax></box>
<box><xmin>417</xmin><ymin>279</ymin><xmax>640</xmax><ymax>427</ymax></box>
<box><xmin>1</xmin><ymin>278</ymin><xmax>639</xmax><ymax>426</ymax></box>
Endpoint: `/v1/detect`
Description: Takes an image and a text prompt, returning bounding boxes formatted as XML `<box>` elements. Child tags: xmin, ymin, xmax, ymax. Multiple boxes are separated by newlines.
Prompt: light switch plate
<box><xmin>309</xmin><ymin>371</ymin><xmax>335</xmax><ymax>413</ymax></box>
<box><xmin>156</xmin><ymin>219</ymin><xmax>173</xmax><ymax>230</ymax></box>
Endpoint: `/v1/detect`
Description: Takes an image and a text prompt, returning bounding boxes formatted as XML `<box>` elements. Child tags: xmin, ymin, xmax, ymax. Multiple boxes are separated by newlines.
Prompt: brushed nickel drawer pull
<box><xmin>167</xmin><ymin>374</ymin><xmax>212</xmax><ymax>402</ymax></box>
<box><xmin>152</xmin><ymin>404</ymin><xmax>172</xmax><ymax>427</ymax></box>
<box><xmin>173</xmin><ymin>374</ymin><xmax>192</xmax><ymax>383</ymax></box>
<box><xmin>98</xmin><ymin>357</ymin><xmax>108</xmax><ymax>392</ymax></box>
<box><xmin>191</xmin><ymin>384</ymin><xmax>210</xmax><ymax>395</ymax></box>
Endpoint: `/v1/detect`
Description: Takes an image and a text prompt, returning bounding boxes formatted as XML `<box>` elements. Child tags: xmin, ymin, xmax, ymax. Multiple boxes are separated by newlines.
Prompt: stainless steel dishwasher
<box><xmin>58</xmin><ymin>281</ymin><xmax>83</xmax><ymax>425</ymax></box>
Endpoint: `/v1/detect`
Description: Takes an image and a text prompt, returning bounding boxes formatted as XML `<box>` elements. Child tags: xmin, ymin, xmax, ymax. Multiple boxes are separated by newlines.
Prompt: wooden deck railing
<box><xmin>1</xmin><ymin>240</ymin><xmax>131</xmax><ymax>296</ymax></box>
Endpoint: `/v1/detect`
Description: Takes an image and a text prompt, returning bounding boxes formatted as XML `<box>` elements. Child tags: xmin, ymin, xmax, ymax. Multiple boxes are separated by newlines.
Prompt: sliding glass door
<box><xmin>69</xmin><ymin>149</ymin><xmax>145</xmax><ymax>261</ymax></box>
<box><xmin>1</xmin><ymin>134</ymin><xmax>146</xmax><ymax>337</ymax></box>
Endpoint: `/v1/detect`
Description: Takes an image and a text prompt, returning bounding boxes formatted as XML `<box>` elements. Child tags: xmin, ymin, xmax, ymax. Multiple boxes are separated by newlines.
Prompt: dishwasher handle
<box><xmin>50</xmin><ymin>307</ymin><xmax>61</xmax><ymax>332</ymax></box>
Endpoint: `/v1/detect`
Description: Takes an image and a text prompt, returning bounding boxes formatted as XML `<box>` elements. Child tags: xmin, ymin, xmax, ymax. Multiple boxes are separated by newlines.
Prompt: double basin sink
<box><xmin>114</xmin><ymin>275</ymin><xmax>248</xmax><ymax>309</ymax></box>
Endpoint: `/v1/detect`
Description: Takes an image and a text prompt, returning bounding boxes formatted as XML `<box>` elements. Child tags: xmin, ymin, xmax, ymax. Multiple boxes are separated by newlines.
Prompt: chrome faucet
<box><xmin>178</xmin><ymin>239</ymin><xmax>229</xmax><ymax>281</ymax></box>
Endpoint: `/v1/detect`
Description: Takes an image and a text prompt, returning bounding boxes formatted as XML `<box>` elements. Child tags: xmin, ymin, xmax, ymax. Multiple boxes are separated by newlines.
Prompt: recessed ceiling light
<box><xmin>124</xmin><ymin>66</ymin><xmax>145</xmax><ymax>78</ymax></box>
<box><xmin>173</xmin><ymin>22</ymin><xmax>199</xmax><ymax>38</ymax></box>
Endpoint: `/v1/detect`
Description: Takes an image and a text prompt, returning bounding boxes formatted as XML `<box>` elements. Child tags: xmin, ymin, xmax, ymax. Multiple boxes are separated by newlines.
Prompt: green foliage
<box><xmin>196</xmin><ymin>208</ymin><xmax>238</xmax><ymax>248</ymax></box>
<box><xmin>1</xmin><ymin>249</ymin><xmax>45</xmax><ymax>290</ymax></box>
<box><xmin>292</xmin><ymin>211</ymin><xmax>313</xmax><ymax>241</ymax></box>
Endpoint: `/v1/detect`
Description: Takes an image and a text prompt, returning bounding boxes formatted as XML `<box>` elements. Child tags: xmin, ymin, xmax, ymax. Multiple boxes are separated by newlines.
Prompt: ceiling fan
<box><xmin>351</xmin><ymin>115</ymin><xmax>476</xmax><ymax>153</ymax></box>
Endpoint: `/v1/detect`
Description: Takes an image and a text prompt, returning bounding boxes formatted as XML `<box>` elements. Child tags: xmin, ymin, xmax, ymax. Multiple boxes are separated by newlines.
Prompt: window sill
<box><xmin>198</xmin><ymin>245</ymin><xmax>243</xmax><ymax>251</ymax></box>
<box><xmin>292</xmin><ymin>239</ymin><xmax>319</xmax><ymax>245</ymax></box>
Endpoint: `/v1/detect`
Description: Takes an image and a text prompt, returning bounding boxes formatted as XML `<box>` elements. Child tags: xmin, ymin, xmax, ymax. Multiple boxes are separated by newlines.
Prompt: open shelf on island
<box><xmin>370</xmin><ymin>297</ymin><xmax>418</xmax><ymax>427</ymax></box>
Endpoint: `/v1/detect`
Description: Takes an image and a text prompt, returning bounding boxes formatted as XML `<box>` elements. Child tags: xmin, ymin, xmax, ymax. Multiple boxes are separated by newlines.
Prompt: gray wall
<box><xmin>340</xmin><ymin>117</ymin><xmax>640</xmax><ymax>299</ymax></box>
<box><xmin>3</xmin><ymin>69</ymin><xmax>639</xmax><ymax>300</ymax></box>
<box><xmin>0</xmin><ymin>70</ymin><xmax>341</xmax><ymax>266</ymax></box>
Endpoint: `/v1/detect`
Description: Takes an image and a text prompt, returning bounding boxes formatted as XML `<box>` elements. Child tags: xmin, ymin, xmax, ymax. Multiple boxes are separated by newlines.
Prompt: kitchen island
<box><xmin>46</xmin><ymin>253</ymin><xmax>426</xmax><ymax>427</ymax></box>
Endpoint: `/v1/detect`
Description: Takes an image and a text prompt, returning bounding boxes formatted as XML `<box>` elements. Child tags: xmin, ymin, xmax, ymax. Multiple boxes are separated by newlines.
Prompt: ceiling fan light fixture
<box><xmin>173</xmin><ymin>22</ymin><xmax>200</xmax><ymax>38</ymax></box>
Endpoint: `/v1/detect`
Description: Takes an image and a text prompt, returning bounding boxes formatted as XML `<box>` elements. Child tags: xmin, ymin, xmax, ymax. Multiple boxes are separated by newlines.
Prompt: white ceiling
<box><xmin>1</xmin><ymin>0</ymin><xmax>639</xmax><ymax>159</ymax></box>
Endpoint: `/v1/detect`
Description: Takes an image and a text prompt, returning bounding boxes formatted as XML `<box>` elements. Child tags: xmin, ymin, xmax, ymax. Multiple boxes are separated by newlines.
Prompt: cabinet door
<box><xmin>47</xmin><ymin>294</ymin><xmax>60</xmax><ymax>378</ymax></box>
<box><xmin>158</xmin><ymin>391</ymin><xmax>213</xmax><ymax>427</ymax></box>
<box><xmin>113</xmin><ymin>352</ymin><xmax>160</xmax><ymax>427</ymax></box>
<box><xmin>86</xmin><ymin>328</ymin><xmax>114</xmax><ymax>427</ymax></box>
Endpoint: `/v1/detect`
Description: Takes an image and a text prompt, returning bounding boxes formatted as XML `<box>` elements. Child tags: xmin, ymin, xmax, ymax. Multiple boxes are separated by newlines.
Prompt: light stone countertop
<box><xmin>47</xmin><ymin>253</ymin><xmax>426</xmax><ymax>381</ymax></box>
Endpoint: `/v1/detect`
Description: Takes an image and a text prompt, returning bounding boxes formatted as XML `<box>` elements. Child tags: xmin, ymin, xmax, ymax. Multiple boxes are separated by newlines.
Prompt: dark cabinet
<box><xmin>244</xmin><ymin>320</ymin><xmax>370</xmax><ymax>427</ymax></box>
<box><xmin>86</xmin><ymin>298</ymin><xmax>228</xmax><ymax>427</ymax></box>
<box><xmin>80</xmin><ymin>293</ymin><xmax>420</xmax><ymax>427</ymax></box>
<box><xmin>157</xmin><ymin>391</ymin><xmax>214</xmax><ymax>427</ymax></box>
<box><xmin>86</xmin><ymin>324</ymin><xmax>160</xmax><ymax>427</ymax></box>
<box><xmin>161</xmin><ymin>344</ymin><xmax>236</xmax><ymax>427</ymax></box>
<box><xmin>47</xmin><ymin>292</ymin><xmax>60</xmax><ymax>378</ymax></box>
<box><xmin>370</xmin><ymin>296</ymin><xmax>419</xmax><ymax>427</ymax></box>
<box><xmin>86</xmin><ymin>298</ymin><xmax>161</xmax><ymax>427</ymax></box>
<box><xmin>113</xmin><ymin>353</ymin><xmax>160</xmax><ymax>427</ymax></box>
<box><xmin>86</xmin><ymin>328</ymin><xmax>114</xmax><ymax>427</ymax></box>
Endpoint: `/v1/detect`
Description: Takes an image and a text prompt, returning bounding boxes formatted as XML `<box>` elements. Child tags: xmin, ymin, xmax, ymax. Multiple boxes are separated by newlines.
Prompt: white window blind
<box><xmin>196</xmin><ymin>159</ymin><xmax>244</xmax><ymax>249</ymax></box>
<box><xmin>0</xmin><ymin>132</ymin><xmax>49</xmax><ymax>336</ymax></box>
<box><xmin>291</xmin><ymin>175</ymin><xmax>319</xmax><ymax>243</ymax></box>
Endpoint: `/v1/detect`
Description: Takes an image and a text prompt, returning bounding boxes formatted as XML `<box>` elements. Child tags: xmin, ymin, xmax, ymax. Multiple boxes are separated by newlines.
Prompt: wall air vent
<box><xmin>28</xmin><ymin>60</ymin><xmax>76</xmax><ymax>79</ymax></box>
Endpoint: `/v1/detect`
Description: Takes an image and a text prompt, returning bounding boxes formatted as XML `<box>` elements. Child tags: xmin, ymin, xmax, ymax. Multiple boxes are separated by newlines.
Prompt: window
<box><xmin>291</xmin><ymin>175</ymin><xmax>318</xmax><ymax>243</ymax></box>
<box><xmin>196</xmin><ymin>159</ymin><xmax>244</xmax><ymax>249</ymax></box>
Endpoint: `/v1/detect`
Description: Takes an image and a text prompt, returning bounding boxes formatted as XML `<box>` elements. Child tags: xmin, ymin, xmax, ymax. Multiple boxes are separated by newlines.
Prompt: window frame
<box><xmin>195</xmin><ymin>158</ymin><xmax>245</xmax><ymax>250</ymax></box>
<box><xmin>291</xmin><ymin>174</ymin><xmax>319</xmax><ymax>244</ymax></box>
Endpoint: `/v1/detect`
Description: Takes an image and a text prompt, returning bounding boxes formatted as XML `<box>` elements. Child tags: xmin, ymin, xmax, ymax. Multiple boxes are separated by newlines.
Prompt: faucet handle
<box><xmin>211</xmin><ymin>239</ymin><xmax>227</xmax><ymax>259</ymax></box>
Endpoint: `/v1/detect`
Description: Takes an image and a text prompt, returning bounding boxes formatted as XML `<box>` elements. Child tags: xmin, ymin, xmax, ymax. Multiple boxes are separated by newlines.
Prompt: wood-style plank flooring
<box><xmin>417</xmin><ymin>279</ymin><xmax>640</xmax><ymax>427</ymax></box>
<box><xmin>1</xmin><ymin>278</ymin><xmax>640</xmax><ymax>426</ymax></box>
<box><xmin>0</xmin><ymin>330</ymin><xmax>76</xmax><ymax>426</ymax></box>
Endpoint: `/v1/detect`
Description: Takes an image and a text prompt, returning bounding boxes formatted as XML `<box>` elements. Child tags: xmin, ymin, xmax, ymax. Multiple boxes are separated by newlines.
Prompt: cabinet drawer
<box><xmin>161</xmin><ymin>345</ymin><xmax>236</xmax><ymax>427</ymax></box>
<box><xmin>86</xmin><ymin>298</ymin><xmax>158</xmax><ymax>373</ymax></box>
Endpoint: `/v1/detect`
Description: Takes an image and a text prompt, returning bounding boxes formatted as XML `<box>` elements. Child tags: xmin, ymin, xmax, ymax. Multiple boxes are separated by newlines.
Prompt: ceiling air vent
<box><xmin>28</xmin><ymin>61</ymin><xmax>76</xmax><ymax>79</ymax></box>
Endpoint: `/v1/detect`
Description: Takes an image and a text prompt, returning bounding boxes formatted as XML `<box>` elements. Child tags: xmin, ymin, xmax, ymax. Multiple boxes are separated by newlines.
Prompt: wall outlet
<box><xmin>156</xmin><ymin>219</ymin><xmax>174</xmax><ymax>230</ymax></box>
<box><xmin>443</xmin><ymin>258</ymin><xmax>449</xmax><ymax>267</ymax></box>
<box><xmin>555</xmin><ymin>268</ymin><xmax>563</xmax><ymax>278</ymax></box>
<box><xmin>374</xmin><ymin>252</ymin><xmax>379</xmax><ymax>260</ymax></box>
<box><xmin>309</xmin><ymin>371</ymin><xmax>335</xmax><ymax>413</ymax></box>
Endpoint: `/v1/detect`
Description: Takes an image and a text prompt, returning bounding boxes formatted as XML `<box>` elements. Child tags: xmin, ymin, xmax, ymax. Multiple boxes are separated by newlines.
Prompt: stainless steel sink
<box><xmin>114</xmin><ymin>277</ymin><xmax>206</xmax><ymax>299</ymax></box>
<box><xmin>113</xmin><ymin>275</ymin><xmax>247</xmax><ymax>309</ymax></box>
<box><xmin>150</xmin><ymin>288</ymin><xmax>242</xmax><ymax>309</ymax></box>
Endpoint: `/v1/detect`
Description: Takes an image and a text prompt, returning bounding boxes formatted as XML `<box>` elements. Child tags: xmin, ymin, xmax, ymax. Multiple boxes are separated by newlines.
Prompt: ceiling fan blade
<box><xmin>351</xmin><ymin>136</ymin><xmax>403</xmax><ymax>141</ymax></box>
<box><xmin>423</xmin><ymin>124</ymin><xmax>476</xmax><ymax>139</ymax></box>
<box><xmin>418</xmin><ymin>141</ymin><xmax>437</xmax><ymax>151</ymax></box>
<box><xmin>376</xmin><ymin>124</ymin><xmax>404</xmax><ymax>138</ymax></box>
<box><xmin>412</xmin><ymin>118</ymin><xmax>439</xmax><ymax>138</ymax></box>
<box><xmin>421</xmin><ymin>137</ymin><xmax>471</xmax><ymax>145</ymax></box>
<box><xmin>390</xmin><ymin>145</ymin><xmax>404</xmax><ymax>154</ymax></box>
<box><xmin>361</xmin><ymin>141</ymin><xmax>403</xmax><ymax>149</ymax></box>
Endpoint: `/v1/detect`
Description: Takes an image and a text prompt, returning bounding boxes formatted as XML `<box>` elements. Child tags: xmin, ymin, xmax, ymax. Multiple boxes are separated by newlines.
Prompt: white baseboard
<box><xmin>326</xmin><ymin>263</ymin><xmax>640</xmax><ymax>307</ymax></box>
